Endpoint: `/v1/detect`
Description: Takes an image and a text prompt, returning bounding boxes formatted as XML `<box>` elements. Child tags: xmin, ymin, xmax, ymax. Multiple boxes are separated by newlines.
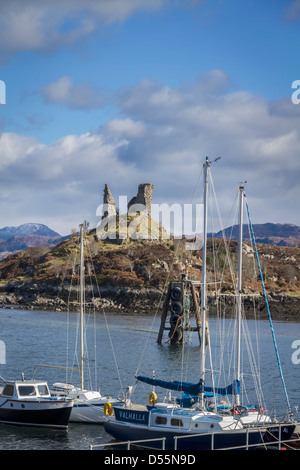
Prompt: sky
<box><xmin>0</xmin><ymin>0</ymin><xmax>299</xmax><ymax>236</ymax></box>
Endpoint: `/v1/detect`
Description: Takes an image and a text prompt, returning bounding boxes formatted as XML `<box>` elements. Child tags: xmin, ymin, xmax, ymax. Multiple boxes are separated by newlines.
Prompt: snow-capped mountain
<box><xmin>0</xmin><ymin>223</ymin><xmax>61</xmax><ymax>240</ymax></box>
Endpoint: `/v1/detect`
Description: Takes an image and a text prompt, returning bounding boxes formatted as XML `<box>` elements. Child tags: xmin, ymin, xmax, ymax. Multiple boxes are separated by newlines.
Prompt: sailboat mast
<box><xmin>200</xmin><ymin>157</ymin><xmax>210</xmax><ymax>399</ymax></box>
<box><xmin>79</xmin><ymin>223</ymin><xmax>84</xmax><ymax>391</ymax></box>
<box><xmin>236</xmin><ymin>185</ymin><xmax>244</xmax><ymax>405</ymax></box>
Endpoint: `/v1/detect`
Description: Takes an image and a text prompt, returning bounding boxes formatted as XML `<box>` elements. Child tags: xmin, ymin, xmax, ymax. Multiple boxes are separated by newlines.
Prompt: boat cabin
<box><xmin>51</xmin><ymin>382</ymin><xmax>75</xmax><ymax>397</ymax></box>
<box><xmin>51</xmin><ymin>382</ymin><xmax>102</xmax><ymax>401</ymax></box>
<box><xmin>114</xmin><ymin>402</ymin><xmax>224</xmax><ymax>433</ymax></box>
<box><xmin>1</xmin><ymin>379</ymin><xmax>51</xmax><ymax>400</ymax></box>
<box><xmin>150</xmin><ymin>405</ymin><xmax>223</xmax><ymax>431</ymax></box>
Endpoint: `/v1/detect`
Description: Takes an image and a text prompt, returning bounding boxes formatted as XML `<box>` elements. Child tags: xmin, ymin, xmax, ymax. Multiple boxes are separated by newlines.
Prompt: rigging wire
<box><xmin>134</xmin><ymin>165</ymin><xmax>205</xmax><ymax>380</ymax></box>
<box><xmin>245</xmin><ymin>197</ymin><xmax>291</xmax><ymax>413</ymax></box>
<box><xmin>205</xmin><ymin>181</ymin><xmax>271</xmax><ymax>410</ymax></box>
<box><xmin>83</xmin><ymin>234</ymin><xmax>125</xmax><ymax>397</ymax></box>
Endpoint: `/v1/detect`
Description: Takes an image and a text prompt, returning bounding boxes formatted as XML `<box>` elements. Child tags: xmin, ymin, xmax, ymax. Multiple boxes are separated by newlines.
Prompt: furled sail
<box><xmin>136</xmin><ymin>376</ymin><xmax>240</xmax><ymax>397</ymax></box>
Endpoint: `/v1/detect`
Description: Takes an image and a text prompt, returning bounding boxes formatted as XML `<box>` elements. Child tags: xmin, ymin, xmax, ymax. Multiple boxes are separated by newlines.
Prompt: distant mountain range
<box><xmin>0</xmin><ymin>223</ymin><xmax>60</xmax><ymax>240</ymax></box>
<box><xmin>0</xmin><ymin>222</ymin><xmax>299</xmax><ymax>261</ymax></box>
<box><xmin>214</xmin><ymin>223</ymin><xmax>300</xmax><ymax>247</ymax></box>
<box><xmin>0</xmin><ymin>223</ymin><xmax>68</xmax><ymax>260</ymax></box>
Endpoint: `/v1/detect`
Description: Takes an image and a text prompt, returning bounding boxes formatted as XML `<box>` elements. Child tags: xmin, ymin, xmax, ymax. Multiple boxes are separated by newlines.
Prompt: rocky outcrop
<box><xmin>0</xmin><ymin>280</ymin><xmax>161</xmax><ymax>313</ymax></box>
<box><xmin>0</xmin><ymin>218</ymin><xmax>299</xmax><ymax>320</ymax></box>
<box><xmin>0</xmin><ymin>278</ymin><xmax>299</xmax><ymax>320</ymax></box>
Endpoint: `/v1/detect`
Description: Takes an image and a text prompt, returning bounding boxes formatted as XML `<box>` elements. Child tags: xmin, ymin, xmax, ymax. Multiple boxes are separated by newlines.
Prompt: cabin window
<box><xmin>38</xmin><ymin>385</ymin><xmax>49</xmax><ymax>396</ymax></box>
<box><xmin>2</xmin><ymin>384</ymin><xmax>14</xmax><ymax>396</ymax></box>
<box><xmin>155</xmin><ymin>416</ymin><xmax>167</xmax><ymax>425</ymax></box>
<box><xmin>171</xmin><ymin>418</ymin><xmax>183</xmax><ymax>427</ymax></box>
<box><xmin>18</xmin><ymin>385</ymin><xmax>36</xmax><ymax>397</ymax></box>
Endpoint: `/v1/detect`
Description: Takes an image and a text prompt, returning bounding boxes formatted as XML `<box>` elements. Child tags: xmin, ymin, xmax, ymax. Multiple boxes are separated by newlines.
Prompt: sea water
<box><xmin>0</xmin><ymin>308</ymin><xmax>299</xmax><ymax>450</ymax></box>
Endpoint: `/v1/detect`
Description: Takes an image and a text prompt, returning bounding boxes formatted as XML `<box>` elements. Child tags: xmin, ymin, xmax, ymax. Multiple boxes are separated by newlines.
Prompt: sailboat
<box><xmin>48</xmin><ymin>223</ymin><xmax>124</xmax><ymax>423</ymax></box>
<box><xmin>103</xmin><ymin>157</ymin><xmax>295</xmax><ymax>449</ymax></box>
<box><xmin>132</xmin><ymin>182</ymin><xmax>296</xmax><ymax>444</ymax></box>
<box><xmin>224</xmin><ymin>183</ymin><xmax>296</xmax><ymax>442</ymax></box>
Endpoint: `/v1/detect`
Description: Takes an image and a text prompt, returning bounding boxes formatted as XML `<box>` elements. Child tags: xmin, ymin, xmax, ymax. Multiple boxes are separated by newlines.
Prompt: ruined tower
<box><xmin>127</xmin><ymin>183</ymin><xmax>154</xmax><ymax>216</ymax></box>
<box><xmin>102</xmin><ymin>184</ymin><xmax>116</xmax><ymax>219</ymax></box>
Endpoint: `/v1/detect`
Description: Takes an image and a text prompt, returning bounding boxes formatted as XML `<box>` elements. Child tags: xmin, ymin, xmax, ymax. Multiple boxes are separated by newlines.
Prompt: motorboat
<box><xmin>0</xmin><ymin>376</ymin><xmax>73</xmax><ymax>428</ymax></box>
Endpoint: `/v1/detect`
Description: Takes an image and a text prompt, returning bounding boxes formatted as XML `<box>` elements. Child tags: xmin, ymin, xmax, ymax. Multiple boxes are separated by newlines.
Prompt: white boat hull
<box><xmin>50</xmin><ymin>384</ymin><xmax>123</xmax><ymax>423</ymax></box>
<box><xmin>70</xmin><ymin>399</ymin><xmax>117</xmax><ymax>423</ymax></box>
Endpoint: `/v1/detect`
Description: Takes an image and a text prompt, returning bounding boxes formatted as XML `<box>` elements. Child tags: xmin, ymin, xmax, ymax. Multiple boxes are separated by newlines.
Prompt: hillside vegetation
<box><xmin>0</xmin><ymin>229</ymin><xmax>299</xmax><ymax>319</ymax></box>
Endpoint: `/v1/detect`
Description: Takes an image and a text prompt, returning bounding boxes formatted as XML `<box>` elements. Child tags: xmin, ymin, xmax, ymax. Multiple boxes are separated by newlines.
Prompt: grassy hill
<box><xmin>0</xmin><ymin>228</ymin><xmax>299</xmax><ymax>319</ymax></box>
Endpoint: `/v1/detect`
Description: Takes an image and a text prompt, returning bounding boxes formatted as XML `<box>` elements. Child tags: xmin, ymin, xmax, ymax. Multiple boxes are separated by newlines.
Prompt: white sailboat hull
<box><xmin>51</xmin><ymin>383</ymin><xmax>123</xmax><ymax>423</ymax></box>
<box><xmin>70</xmin><ymin>398</ymin><xmax>123</xmax><ymax>423</ymax></box>
<box><xmin>70</xmin><ymin>401</ymin><xmax>106</xmax><ymax>423</ymax></box>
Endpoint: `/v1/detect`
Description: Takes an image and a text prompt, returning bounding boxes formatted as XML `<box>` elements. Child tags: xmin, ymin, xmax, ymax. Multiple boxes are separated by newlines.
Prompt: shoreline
<box><xmin>0</xmin><ymin>285</ymin><xmax>299</xmax><ymax>321</ymax></box>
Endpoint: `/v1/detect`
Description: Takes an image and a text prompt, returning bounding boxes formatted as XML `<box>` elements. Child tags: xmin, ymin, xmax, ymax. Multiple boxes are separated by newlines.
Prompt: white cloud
<box><xmin>105</xmin><ymin>118</ymin><xmax>146</xmax><ymax>138</ymax></box>
<box><xmin>115</xmin><ymin>75</ymin><xmax>300</xmax><ymax>223</ymax></box>
<box><xmin>0</xmin><ymin>132</ymin><xmax>42</xmax><ymax>171</ymax></box>
<box><xmin>0</xmin><ymin>0</ymin><xmax>167</xmax><ymax>62</ymax></box>
<box><xmin>38</xmin><ymin>76</ymin><xmax>106</xmax><ymax>110</ymax></box>
<box><xmin>0</xmin><ymin>73</ymin><xmax>299</xmax><ymax>234</ymax></box>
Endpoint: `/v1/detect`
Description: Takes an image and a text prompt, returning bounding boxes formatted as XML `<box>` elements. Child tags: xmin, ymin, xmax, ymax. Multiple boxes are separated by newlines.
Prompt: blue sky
<box><xmin>0</xmin><ymin>0</ymin><xmax>299</xmax><ymax>235</ymax></box>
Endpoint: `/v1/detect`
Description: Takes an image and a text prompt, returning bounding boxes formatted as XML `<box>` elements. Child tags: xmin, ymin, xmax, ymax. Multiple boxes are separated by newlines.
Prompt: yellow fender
<box><xmin>149</xmin><ymin>391</ymin><xmax>157</xmax><ymax>405</ymax></box>
<box><xmin>104</xmin><ymin>402</ymin><xmax>113</xmax><ymax>416</ymax></box>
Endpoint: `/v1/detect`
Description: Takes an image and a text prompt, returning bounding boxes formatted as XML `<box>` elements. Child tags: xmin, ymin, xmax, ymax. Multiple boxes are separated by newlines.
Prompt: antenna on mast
<box><xmin>204</xmin><ymin>156</ymin><xmax>221</xmax><ymax>165</ymax></box>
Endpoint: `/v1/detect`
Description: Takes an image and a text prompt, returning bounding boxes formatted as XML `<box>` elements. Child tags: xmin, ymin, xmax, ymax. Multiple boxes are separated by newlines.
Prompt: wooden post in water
<box><xmin>157</xmin><ymin>279</ymin><xmax>202</xmax><ymax>345</ymax></box>
<box><xmin>157</xmin><ymin>284</ymin><xmax>171</xmax><ymax>344</ymax></box>
<box><xmin>190</xmin><ymin>283</ymin><xmax>202</xmax><ymax>345</ymax></box>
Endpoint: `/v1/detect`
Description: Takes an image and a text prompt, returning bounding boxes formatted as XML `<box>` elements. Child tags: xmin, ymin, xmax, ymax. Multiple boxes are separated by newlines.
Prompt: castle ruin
<box><xmin>102</xmin><ymin>184</ymin><xmax>116</xmax><ymax>218</ymax></box>
<box><xmin>101</xmin><ymin>183</ymin><xmax>153</xmax><ymax>218</ymax></box>
<box><xmin>128</xmin><ymin>183</ymin><xmax>154</xmax><ymax>216</ymax></box>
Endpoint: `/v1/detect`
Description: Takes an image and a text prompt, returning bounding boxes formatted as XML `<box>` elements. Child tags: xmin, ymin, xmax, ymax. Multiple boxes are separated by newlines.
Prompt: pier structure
<box><xmin>157</xmin><ymin>275</ymin><xmax>207</xmax><ymax>345</ymax></box>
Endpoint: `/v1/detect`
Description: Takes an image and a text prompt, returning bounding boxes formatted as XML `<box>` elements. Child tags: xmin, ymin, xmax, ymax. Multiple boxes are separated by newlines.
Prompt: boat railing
<box><xmin>90</xmin><ymin>436</ymin><xmax>167</xmax><ymax>450</ymax></box>
<box><xmin>89</xmin><ymin>422</ymin><xmax>300</xmax><ymax>451</ymax></box>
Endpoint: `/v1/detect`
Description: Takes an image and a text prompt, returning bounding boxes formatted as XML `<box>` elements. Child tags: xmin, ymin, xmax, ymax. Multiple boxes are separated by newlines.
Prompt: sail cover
<box><xmin>136</xmin><ymin>376</ymin><xmax>240</xmax><ymax>397</ymax></box>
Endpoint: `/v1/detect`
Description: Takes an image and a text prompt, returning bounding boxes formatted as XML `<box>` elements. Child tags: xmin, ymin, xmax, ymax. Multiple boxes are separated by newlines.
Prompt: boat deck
<box><xmin>90</xmin><ymin>421</ymin><xmax>300</xmax><ymax>451</ymax></box>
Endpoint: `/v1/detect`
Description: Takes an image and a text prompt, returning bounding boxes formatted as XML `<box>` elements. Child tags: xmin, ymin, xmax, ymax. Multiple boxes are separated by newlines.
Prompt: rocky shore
<box><xmin>0</xmin><ymin>229</ymin><xmax>299</xmax><ymax>321</ymax></box>
<box><xmin>0</xmin><ymin>280</ymin><xmax>299</xmax><ymax>321</ymax></box>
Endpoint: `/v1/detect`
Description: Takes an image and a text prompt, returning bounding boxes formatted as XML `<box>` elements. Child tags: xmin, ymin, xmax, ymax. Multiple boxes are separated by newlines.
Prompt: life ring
<box><xmin>149</xmin><ymin>391</ymin><xmax>157</xmax><ymax>405</ymax></box>
<box><xmin>104</xmin><ymin>402</ymin><xmax>113</xmax><ymax>416</ymax></box>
